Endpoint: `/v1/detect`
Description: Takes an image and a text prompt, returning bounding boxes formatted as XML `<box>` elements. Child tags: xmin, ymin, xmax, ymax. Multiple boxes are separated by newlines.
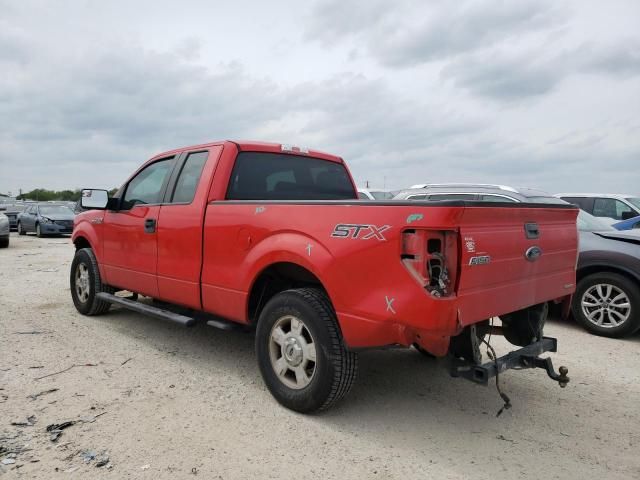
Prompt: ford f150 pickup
<box><xmin>71</xmin><ymin>141</ymin><xmax>578</xmax><ymax>412</ymax></box>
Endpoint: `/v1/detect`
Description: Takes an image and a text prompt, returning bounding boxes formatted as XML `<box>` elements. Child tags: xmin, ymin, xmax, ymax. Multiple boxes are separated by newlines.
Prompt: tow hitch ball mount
<box><xmin>520</xmin><ymin>355</ymin><xmax>569</xmax><ymax>388</ymax></box>
<box><xmin>450</xmin><ymin>336</ymin><xmax>570</xmax><ymax>388</ymax></box>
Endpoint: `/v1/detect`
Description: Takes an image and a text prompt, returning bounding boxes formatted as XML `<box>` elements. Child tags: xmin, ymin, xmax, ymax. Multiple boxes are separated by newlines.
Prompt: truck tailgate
<box><xmin>455</xmin><ymin>205</ymin><xmax>578</xmax><ymax>325</ymax></box>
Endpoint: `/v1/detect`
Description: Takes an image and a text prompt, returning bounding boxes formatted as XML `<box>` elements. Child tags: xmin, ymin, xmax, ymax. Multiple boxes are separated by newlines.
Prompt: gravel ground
<box><xmin>1</xmin><ymin>233</ymin><xmax>639</xmax><ymax>479</ymax></box>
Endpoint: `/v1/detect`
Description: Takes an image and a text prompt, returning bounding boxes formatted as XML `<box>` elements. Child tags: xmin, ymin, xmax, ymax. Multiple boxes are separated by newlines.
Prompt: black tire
<box><xmin>70</xmin><ymin>248</ymin><xmax>112</xmax><ymax>315</ymax></box>
<box><xmin>572</xmin><ymin>272</ymin><xmax>640</xmax><ymax>338</ymax></box>
<box><xmin>36</xmin><ymin>223</ymin><xmax>43</xmax><ymax>238</ymax></box>
<box><xmin>255</xmin><ymin>288</ymin><xmax>358</xmax><ymax>413</ymax></box>
<box><xmin>17</xmin><ymin>222</ymin><xmax>26</xmax><ymax>235</ymax></box>
<box><xmin>500</xmin><ymin>302</ymin><xmax>548</xmax><ymax>347</ymax></box>
<box><xmin>0</xmin><ymin>237</ymin><xmax>8</xmax><ymax>248</ymax></box>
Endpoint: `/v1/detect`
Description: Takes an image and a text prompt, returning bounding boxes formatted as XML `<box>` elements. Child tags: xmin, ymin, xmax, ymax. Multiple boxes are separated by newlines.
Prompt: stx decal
<box><xmin>331</xmin><ymin>224</ymin><xmax>391</xmax><ymax>241</ymax></box>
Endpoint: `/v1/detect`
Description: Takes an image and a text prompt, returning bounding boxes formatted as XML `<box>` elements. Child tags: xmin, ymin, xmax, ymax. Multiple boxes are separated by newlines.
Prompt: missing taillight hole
<box><xmin>428</xmin><ymin>259</ymin><xmax>442</xmax><ymax>287</ymax></box>
<box><xmin>427</xmin><ymin>238</ymin><xmax>441</xmax><ymax>254</ymax></box>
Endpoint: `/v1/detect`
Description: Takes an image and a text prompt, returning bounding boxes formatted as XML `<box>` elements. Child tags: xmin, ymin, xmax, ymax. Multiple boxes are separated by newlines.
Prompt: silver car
<box><xmin>0</xmin><ymin>212</ymin><xmax>9</xmax><ymax>248</ymax></box>
<box><xmin>394</xmin><ymin>184</ymin><xmax>567</xmax><ymax>204</ymax></box>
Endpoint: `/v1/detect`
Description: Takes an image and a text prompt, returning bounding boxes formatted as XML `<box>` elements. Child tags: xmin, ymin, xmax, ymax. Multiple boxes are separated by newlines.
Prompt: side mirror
<box><xmin>80</xmin><ymin>189</ymin><xmax>109</xmax><ymax>209</ymax></box>
<box><xmin>621</xmin><ymin>211</ymin><xmax>637</xmax><ymax>220</ymax></box>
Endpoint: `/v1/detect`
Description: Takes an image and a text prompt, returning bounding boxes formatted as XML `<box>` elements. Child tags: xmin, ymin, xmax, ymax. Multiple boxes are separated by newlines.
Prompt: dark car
<box><xmin>17</xmin><ymin>203</ymin><xmax>75</xmax><ymax>237</ymax></box>
<box><xmin>574</xmin><ymin>211</ymin><xmax>640</xmax><ymax>337</ymax></box>
<box><xmin>0</xmin><ymin>203</ymin><xmax>27</xmax><ymax>231</ymax></box>
<box><xmin>0</xmin><ymin>212</ymin><xmax>9</xmax><ymax>247</ymax></box>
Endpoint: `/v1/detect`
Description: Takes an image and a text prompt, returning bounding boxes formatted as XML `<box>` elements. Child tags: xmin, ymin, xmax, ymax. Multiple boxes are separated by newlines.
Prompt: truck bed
<box><xmin>200</xmin><ymin>199</ymin><xmax>578</xmax><ymax>354</ymax></box>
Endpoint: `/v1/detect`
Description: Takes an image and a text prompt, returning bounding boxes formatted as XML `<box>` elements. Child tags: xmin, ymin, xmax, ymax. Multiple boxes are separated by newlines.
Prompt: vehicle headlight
<box><xmin>41</xmin><ymin>217</ymin><xmax>53</xmax><ymax>224</ymax></box>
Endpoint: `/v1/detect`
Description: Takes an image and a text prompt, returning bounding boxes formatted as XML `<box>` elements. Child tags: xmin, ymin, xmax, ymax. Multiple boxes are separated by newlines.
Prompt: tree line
<box><xmin>16</xmin><ymin>188</ymin><xmax>119</xmax><ymax>202</ymax></box>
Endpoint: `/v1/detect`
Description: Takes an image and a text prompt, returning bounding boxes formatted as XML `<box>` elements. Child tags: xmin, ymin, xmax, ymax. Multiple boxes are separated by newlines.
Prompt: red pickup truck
<box><xmin>71</xmin><ymin>141</ymin><xmax>578</xmax><ymax>412</ymax></box>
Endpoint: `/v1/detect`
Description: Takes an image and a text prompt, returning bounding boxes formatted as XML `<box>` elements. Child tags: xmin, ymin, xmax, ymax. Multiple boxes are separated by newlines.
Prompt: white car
<box><xmin>555</xmin><ymin>193</ymin><xmax>640</xmax><ymax>222</ymax></box>
<box><xmin>357</xmin><ymin>188</ymin><xmax>395</xmax><ymax>200</ymax></box>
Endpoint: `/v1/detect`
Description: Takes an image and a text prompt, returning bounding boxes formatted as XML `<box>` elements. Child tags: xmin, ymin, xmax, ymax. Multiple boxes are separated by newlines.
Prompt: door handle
<box><xmin>144</xmin><ymin>218</ymin><xmax>157</xmax><ymax>234</ymax></box>
<box><xmin>524</xmin><ymin>222</ymin><xmax>539</xmax><ymax>239</ymax></box>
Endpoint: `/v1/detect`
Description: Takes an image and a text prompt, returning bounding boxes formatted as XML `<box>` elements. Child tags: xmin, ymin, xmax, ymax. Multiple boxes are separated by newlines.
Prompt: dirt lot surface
<box><xmin>1</xmin><ymin>233</ymin><xmax>639</xmax><ymax>479</ymax></box>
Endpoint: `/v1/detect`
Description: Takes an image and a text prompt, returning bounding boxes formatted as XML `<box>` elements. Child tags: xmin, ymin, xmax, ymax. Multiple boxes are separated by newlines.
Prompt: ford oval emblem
<box><xmin>525</xmin><ymin>246</ymin><xmax>542</xmax><ymax>262</ymax></box>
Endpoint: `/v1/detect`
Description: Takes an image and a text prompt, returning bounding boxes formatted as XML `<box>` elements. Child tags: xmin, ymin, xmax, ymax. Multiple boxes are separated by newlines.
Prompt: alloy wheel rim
<box><xmin>581</xmin><ymin>283</ymin><xmax>631</xmax><ymax>328</ymax></box>
<box><xmin>75</xmin><ymin>262</ymin><xmax>90</xmax><ymax>303</ymax></box>
<box><xmin>269</xmin><ymin>315</ymin><xmax>317</xmax><ymax>390</ymax></box>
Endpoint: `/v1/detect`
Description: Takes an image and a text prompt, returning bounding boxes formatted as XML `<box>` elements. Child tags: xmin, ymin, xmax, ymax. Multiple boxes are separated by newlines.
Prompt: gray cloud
<box><xmin>442</xmin><ymin>40</ymin><xmax>640</xmax><ymax>101</ymax></box>
<box><xmin>306</xmin><ymin>0</ymin><xmax>563</xmax><ymax>66</ymax></box>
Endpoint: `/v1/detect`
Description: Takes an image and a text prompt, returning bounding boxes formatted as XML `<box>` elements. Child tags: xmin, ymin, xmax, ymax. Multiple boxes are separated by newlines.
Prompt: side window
<box><xmin>615</xmin><ymin>200</ymin><xmax>635</xmax><ymax>220</ymax></box>
<box><xmin>122</xmin><ymin>158</ymin><xmax>173</xmax><ymax>209</ymax></box>
<box><xmin>171</xmin><ymin>151</ymin><xmax>209</xmax><ymax>204</ymax></box>
<box><xmin>593</xmin><ymin>198</ymin><xmax>631</xmax><ymax>220</ymax></box>
<box><xmin>357</xmin><ymin>192</ymin><xmax>369</xmax><ymax>199</ymax></box>
<box><xmin>427</xmin><ymin>194</ymin><xmax>477</xmax><ymax>201</ymax></box>
<box><xmin>480</xmin><ymin>195</ymin><xmax>517</xmax><ymax>202</ymax></box>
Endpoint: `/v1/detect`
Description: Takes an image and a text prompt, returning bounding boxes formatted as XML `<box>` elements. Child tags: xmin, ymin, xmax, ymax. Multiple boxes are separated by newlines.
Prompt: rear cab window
<box><xmin>226</xmin><ymin>152</ymin><xmax>356</xmax><ymax>200</ymax></box>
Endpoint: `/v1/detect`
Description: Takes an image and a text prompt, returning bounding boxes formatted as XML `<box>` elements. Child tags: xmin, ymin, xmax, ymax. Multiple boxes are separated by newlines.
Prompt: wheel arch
<box><xmin>247</xmin><ymin>262</ymin><xmax>330</xmax><ymax>325</ymax></box>
<box><xmin>577</xmin><ymin>264</ymin><xmax>640</xmax><ymax>285</ymax></box>
<box><xmin>73</xmin><ymin>235</ymin><xmax>92</xmax><ymax>251</ymax></box>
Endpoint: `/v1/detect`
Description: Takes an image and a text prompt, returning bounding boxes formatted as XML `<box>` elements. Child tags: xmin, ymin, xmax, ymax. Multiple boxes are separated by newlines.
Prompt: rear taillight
<box><xmin>402</xmin><ymin>229</ymin><xmax>458</xmax><ymax>297</ymax></box>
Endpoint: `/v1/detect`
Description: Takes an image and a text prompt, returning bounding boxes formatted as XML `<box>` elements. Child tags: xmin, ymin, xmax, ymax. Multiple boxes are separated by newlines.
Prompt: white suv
<box><xmin>556</xmin><ymin>194</ymin><xmax>640</xmax><ymax>222</ymax></box>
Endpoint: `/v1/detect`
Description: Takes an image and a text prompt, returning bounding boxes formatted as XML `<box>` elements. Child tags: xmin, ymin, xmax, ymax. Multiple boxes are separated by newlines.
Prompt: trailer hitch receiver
<box><xmin>449</xmin><ymin>336</ymin><xmax>569</xmax><ymax>388</ymax></box>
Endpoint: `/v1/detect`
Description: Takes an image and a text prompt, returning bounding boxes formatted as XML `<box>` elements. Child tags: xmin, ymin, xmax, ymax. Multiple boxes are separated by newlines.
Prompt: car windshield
<box><xmin>39</xmin><ymin>205</ymin><xmax>74</xmax><ymax>216</ymax></box>
<box><xmin>577</xmin><ymin>210</ymin><xmax>614</xmax><ymax>232</ymax></box>
<box><xmin>625</xmin><ymin>197</ymin><xmax>640</xmax><ymax>209</ymax></box>
<box><xmin>370</xmin><ymin>191</ymin><xmax>394</xmax><ymax>200</ymax></box>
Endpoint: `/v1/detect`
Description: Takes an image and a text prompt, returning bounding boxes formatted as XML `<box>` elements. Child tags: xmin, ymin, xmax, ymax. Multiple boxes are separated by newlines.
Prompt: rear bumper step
<box><xmin>449</xmin><ymin>336</ymin><xmax>569</xmax><ymax>387</ymax></box>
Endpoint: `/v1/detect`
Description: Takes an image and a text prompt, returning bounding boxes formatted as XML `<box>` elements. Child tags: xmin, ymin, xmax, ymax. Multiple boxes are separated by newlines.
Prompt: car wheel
<box><xmin>0</xmin><ymin>237</ymin><xmax>8</xmax><ymax>248</ymax></box>
<box><xmin>572</xmin><ymin>272</ymin><xmax>640</xmax><ymax>338</ymax></box>
<box><xmin>17</xmin><ymin>222</ymin><xmax>26</xmax><ymax>235</ymax></box>
<box><xmin>255</xmin><ymin>288</ymin><xmax>358</xmax><ymax>413</ymax></box>
<box><xmin>70</xmin><ymin>248</ymin><xmax>113</xmax><ymax>315</ymax></box>
<box><xmin>36</xmin><ymin>223</ymin><xmax>43</xmax><ymax>238</ymax></box>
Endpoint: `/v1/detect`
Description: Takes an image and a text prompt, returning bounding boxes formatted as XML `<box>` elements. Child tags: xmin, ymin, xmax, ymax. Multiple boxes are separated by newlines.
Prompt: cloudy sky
<box><xmin>1</xmin><ymin>0</ymin><xmax>639</xmax><ymax>196</ymax></box>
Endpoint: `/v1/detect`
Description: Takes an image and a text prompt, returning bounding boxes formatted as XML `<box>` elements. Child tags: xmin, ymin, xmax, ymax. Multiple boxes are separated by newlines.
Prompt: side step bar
<box><xmin>96</xmin><ymin>292</ymin><xmax>197</xmax><ymax>327</ymax></box>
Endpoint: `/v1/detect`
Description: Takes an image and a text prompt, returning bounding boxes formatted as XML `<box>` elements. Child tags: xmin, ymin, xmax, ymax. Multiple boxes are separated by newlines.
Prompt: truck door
<box><xmin>101</xmin><ymin>156</ymin><xmax>176</xmax><ymax>297</ymax></box>
<box><xmin>156</xmin><ymin>146</ymin><xmax>222</xmax><ymax>309</ymax></box>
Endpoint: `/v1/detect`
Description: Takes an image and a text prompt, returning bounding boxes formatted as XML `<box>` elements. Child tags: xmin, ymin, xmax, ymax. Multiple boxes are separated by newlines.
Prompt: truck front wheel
<box><xmin>255</xmin><ymin>288</ymin><xmax>358</xmax><ymax>413</ymax></box>
<box><xmin>70</xmin><ymin>248</ymin><xmax>112</xmax><ymax>316</ymax></box>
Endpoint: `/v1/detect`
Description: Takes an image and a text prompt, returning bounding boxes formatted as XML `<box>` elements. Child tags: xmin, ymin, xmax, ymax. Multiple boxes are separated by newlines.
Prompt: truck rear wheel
<box><xmin>255</xmin><ymin>288</ymin><xmax>358</xmax><ymax>413</ymax></box>
<box><xmin>70</xmin><ymin>248</ymin><xmax>112</xmax><ymax>315</ymax></box>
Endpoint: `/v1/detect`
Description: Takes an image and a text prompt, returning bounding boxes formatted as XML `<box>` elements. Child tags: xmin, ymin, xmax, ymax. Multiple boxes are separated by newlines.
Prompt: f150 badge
<box><xmin>331</xmin><ymin>224</ymin><xmax>390</xmax><ymax>241</ymax></box>
<box><xmin>469</xmin><ymin>255</ymin><xmax>491</xmax><ymax>266</ymax></box>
